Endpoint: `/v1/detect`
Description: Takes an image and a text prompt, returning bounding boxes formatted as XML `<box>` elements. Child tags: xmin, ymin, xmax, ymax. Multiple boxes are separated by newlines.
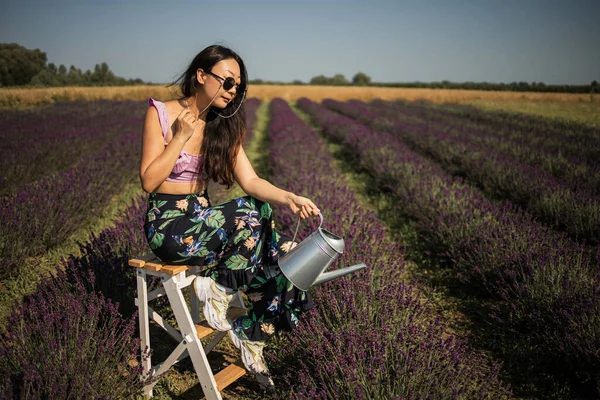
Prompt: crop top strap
<box><xmin>148</xmin><ymin>98</ymin><xmax>169</xmax><ymax>145</ymax></box>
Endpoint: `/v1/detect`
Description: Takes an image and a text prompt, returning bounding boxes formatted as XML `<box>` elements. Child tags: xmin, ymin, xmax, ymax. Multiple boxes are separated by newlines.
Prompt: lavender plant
<box><xmin>373</xmin><ymin>99</ymin><xmax>600</xmax><ymax>196</ymax></box>
<box><xmin>0</xmin><ymin>118</ymin><xmax>141</xmax><ymax>280</ymax></box>
<box><xmin>0</xmin><ymin>100</ymin><xmax>143</xmax><ymax>197</ymax></box>
<box><xmin>324</xmin><ymin>99</ymin><xmax>600</xmax><ymax>244</ymax></box>
<box><xmin>379</xmin><ymin>99</ymin><xmax>600</xmax><ymax>162</ymax></box>
<box><xmin>266</xmin><ymin>99</ymin><xmax>510</xmax><ymax>399</ymax></box>
<box><xmin>297</xmin><ymin>97</ymin><xmax>600</xmax><ymax>398</ymax></box>
<box><xmin>0</xmin><ymin>265</ymin><xmax>144</xmax><ymax>399</ymax></box>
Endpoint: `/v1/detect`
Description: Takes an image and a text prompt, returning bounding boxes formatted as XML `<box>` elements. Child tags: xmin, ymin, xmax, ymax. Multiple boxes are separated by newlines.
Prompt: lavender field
<box><xmin>0</xmin><ymin>97</ymin><xmax>598</xmax><ymax>399</ymax></box>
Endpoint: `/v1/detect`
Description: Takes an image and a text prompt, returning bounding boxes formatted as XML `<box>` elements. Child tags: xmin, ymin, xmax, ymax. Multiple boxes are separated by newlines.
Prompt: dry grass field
<box><xmin>0</xmin><ymin>84</ymin><xmax>593</xmax><ymax>103</ymax></box>
<box><xmin>1</xmin><ymin>84</ymin><xmax>598</xmax><ymax>126</ymax></box>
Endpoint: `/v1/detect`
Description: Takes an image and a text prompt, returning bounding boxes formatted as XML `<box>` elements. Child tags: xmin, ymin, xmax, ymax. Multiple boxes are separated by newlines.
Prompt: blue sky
<box><xmin>1</xmin><ymin>0</ymin><xmax>598</xmax><ymax>85</ymax></box>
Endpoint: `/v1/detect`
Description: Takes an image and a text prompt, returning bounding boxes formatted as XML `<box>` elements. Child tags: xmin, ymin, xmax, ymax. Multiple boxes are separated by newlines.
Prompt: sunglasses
<box><xmin>206</xmin><ymin>71</ymin><xmax>243</xmax><ymax>92</ymax></box>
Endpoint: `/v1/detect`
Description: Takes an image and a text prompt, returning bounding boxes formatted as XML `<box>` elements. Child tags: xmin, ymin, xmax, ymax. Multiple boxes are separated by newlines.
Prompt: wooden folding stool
<box><xmin>129</xmin><ymin>253</ymin><xmax>247</xmax><ymax>400</ymax></box>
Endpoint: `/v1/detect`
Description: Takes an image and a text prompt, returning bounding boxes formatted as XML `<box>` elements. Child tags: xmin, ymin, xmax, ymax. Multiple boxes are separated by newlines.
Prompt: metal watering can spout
<box><xmin>312</xmin><ymin>263</ymin><xmax>368</xmax><ymax>286</ymax></box>
<box><xmin>278</xmin><ymin>212</ymin><xmax>367</xmax><ymax>291</ymax></box>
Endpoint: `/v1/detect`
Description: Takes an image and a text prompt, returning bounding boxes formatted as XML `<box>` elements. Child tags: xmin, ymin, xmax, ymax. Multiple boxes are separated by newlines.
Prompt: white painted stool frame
<box><xmin>130</xmin><ymin>254</ymin><xmax>247</xmax><ymax>400</ymax></box>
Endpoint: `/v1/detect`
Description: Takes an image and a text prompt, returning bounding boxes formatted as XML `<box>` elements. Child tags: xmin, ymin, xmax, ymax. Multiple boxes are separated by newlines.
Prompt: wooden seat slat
<box><xmin>128</xmin><ymin>256</ymin><xmax>191</xmax><ymax>275</ymax></box>
<box><xmin>160</xmin><ymin>265</ymin><xmax>189</xmax><ymax>275</ymax></box>
<box><xmin>195</xmin><ymin>322</ymin><xmax>214</xmax><ymax>339</ymax></box>
<box><xmin>144</xmin><ymin>262</ymin><xmax>163</xmax><ymax>271</ymax></box>
<box><xmin>214</xmin><ymin>362</ymin><xmax>246</xmax><ymax>392</ymax></box>
<box><xmin>128</xmin><ymin>253</ymin><xmax>159</xmax><ymax>268</ymax></box>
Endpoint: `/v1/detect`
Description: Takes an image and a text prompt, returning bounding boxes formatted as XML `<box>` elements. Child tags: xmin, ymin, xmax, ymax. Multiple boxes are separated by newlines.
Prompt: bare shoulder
<box><xmin>163</xmin><ymin>98</ymin><xmax>187</xmax><ymax>125</ymax></box>
<box><xmin>163</xmin><ymin>98</ymin><xmax>186</xmax><ymax>113</ymax></box>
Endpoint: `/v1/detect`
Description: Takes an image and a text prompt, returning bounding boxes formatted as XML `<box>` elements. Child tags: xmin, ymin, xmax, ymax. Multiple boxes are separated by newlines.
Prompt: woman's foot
<box><xmin>228</xmin><ymin>330</ymin><xmax>275</xmax><ymax>392</ymax></box>
<box><xmin>193</xmin><ymin>276</ymin><xmax>233</xmax><ymax>331</ymax></box>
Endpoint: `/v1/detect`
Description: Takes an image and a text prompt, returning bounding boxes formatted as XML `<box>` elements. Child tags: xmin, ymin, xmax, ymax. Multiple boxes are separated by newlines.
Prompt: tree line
<box><xmin>251</xmin><ymin>73</ymin><xmax>598</xmax><ymax>94</ymax></box>
<box><xmin>0</xmin><ymin>43</ymin><xmax>146</xmax><ymax>87</ymax></box>
<box><xmin>2</xmin><ymin>43</ymin><xmax>597</xmax><ymax>94</ymax></box>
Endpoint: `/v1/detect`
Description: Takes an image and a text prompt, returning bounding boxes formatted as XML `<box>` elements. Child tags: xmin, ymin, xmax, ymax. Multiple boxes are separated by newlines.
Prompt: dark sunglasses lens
<box><xmin>223</xmin><ymin>77</ymin><xmax>236</xmax><ymax>90</ymax></box>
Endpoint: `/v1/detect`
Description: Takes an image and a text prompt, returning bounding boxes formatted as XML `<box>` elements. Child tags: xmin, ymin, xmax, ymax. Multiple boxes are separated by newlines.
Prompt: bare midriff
<box><xmin>154</xmin><ymin>180</ymin><xmax>207</xmax><ymax>195</ymax></box>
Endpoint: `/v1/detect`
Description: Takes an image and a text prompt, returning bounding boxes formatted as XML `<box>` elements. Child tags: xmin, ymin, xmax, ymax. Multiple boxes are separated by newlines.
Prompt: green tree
<box><xmin>91</xmin><ymin>62</ymin><xmax>116</xmax><ymax>85</ymax></box>
<box><xmin>310</xmin><ymin>74</ymin><xmax>329</xmax><ymax>85</ymax></box>
<box><xmin>0</xmin><ymin>43</ymin><xmax>47</xmax><ymax>86</ymax></box>
<box><xmin>67</xmin><ymin>65</ymin><xmax>84</xmax><ymax>85</ymax></box>
<box><xmin>331</xmin><ymin>74</ymin><xmax>349</xmax><ymax>86</ymax></box>
<box><xmin>47</xmin><ymin>62</ymin><xmax>57</xmax><ymax>75</ymax></box>
<box><xmin>352</xmin><ymin>72</ymin><xmax>371</xmax><ymax>86</ymax></box>
<box><xmin>57</xmin><ymin>64</ymin><xmax>68</xmax><ymax>85</ymax></box>
<box><xmin>30</xmin><ymin>69</ymin><xmax>60</xmax><ymax>86</ymax></box>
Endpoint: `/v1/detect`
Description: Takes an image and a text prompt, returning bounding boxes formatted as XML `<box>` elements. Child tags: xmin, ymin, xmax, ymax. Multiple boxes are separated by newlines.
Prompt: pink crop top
<box><xmin>148</xmin><ymin>98</ymin><xmax>208</xmax><ymax>183</ymax></box>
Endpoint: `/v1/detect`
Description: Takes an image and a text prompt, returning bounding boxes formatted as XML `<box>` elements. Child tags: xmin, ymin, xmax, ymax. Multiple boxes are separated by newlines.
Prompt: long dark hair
<box><xmin>169</xmin><ymin>45</ymin><xmax>248</xmax><ymax>189</ymax></box>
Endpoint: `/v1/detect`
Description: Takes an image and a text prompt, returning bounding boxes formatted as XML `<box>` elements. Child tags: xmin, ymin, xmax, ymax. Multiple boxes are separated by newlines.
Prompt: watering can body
<box><xmin>277</xmin><ymin>213</ymin><xmax>367</xmax><ymax>291</ymax></box>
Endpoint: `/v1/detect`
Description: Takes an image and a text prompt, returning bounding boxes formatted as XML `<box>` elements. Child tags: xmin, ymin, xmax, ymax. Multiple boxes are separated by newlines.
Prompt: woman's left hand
<box><xmin>289</xmin><ymin>194</ymin><xmax>321</xmax><ymax>220</ymax></box>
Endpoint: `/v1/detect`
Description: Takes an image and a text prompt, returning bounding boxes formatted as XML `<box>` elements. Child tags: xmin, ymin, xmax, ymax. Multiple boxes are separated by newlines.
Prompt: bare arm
<box><xmin>234</xmin><ymin>145</ymin><xmax>320</xmax><ymax>219</ymax></box>
<box><xmin>139</xmin><ymin>106</ymin><xmax>198</xmax><ymax>193</ymax></box>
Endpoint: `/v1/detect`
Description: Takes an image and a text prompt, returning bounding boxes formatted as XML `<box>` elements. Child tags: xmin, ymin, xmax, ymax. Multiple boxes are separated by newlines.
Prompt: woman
<box><xmin>140</xmin><ymin>44</ymin><xmax>320</xmax><ymax>390</ymax></box>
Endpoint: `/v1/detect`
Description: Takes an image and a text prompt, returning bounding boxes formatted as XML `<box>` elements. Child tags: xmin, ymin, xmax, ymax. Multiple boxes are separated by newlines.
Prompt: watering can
<box><xmin>277</xmin><ymin>212</ymin><xmax>367</xmax><ymax>291</ymax></box>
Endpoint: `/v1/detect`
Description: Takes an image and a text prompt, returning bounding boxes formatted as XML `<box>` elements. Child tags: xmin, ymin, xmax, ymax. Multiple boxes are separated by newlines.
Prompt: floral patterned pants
<box><xmin>144</xmin><ymin>190</ymin><xmax>314</xmax><ymax>342</ymax></box>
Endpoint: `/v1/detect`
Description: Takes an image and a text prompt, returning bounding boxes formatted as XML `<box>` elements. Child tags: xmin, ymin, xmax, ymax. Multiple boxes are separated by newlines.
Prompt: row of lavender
<box><xmin>373</xmin><ymin>99</ymin><xmax>600</xmax><ymax>196</ymax></box>
<box><xmin>297</xmin><ymin>98</ymin><xmax>600</xmax><ymax>398</ymax></box>
<box><xmin>0</xmin><ymin>100</ymin><xmax>143</xmax><ymax>197</ymax></box>
<box><xmin>0</xmin><ymin>102</ymin><xmax>145</xmax><ymax>281</ymax></box>
<box><xmin>266</xmin><ymin>99</ymin><xmax>509</xmax><ymax>399</ymax></box>
<box><xmin>0</xmin><ymin>99</ymin><xmax>262</xmax><ymax>399</ymax></box>
<box><xmin>325</xmin><ymin>99</ymin><xmax>600</xmax><ymax>244</ymax></box>
<box><xmin>386</xmin><ymin>99</ymin><xmax>600</xmax><ymax>165</ymax></box>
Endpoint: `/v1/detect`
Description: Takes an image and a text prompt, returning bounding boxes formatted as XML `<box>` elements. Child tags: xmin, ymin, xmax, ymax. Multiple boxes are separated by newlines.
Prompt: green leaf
<box><xmin>253</xmin><ymin>275</ymin><xmax>267</xmax><ymax>286</ymax></box>
<box><xmin>233</xmin><ymin>229</ymin><xmax>251</xmax><ymax>245</ymax></box>
<box><xmin>198</xmin><ymin>230</ymin><xmax>209</xmax><ymax>242</ymax></box>
<box><xmin>254</xmin><ymin>239</ymin><xmax>263</xmax><ymax>259</ymax></box>
<box><xmin>178</xmin><ymin>246</ymin><xmax>209</xmax><ymax>258</ymax></box>
<box><xmin>158</xmin><ymin>219</ymin><xmax>174</xmax><ymax>230</ymax></box>
<box><xmin>149</xmin><ymin>232</ymin><xmax>165</xmax><ymax>250</ymax></box>
<box><xmin>205</xmin><ymin>210</ymin><xmax>226</xmax><ymax>228</ymax></box>
<box><xmin>260</xmin><ymin>203</ymin><xmax>272</xmax><ymax>219</ymax></box>
<box><xmin>275</xmin><ymin>274</ymin><xmax>287</xmax><ymax>292</ymax></box>
<box><xmin>225</xmin><ymin>254</ymin><xmax>249</xmax><ymax>270</ymax></box>
<box><xmin>185</xmin><ymin>223</ymin><xmax>204</xmax><ymax>235</ymax></box>
<box><xmin>242</xmin><ymin>317</ymin><xmax>253</xmax><ymax>330</ymax></box>
<box><xmin>161</xmin><ymin>210</ymin><xmax>184</xmax><ymax>219</ymax></box>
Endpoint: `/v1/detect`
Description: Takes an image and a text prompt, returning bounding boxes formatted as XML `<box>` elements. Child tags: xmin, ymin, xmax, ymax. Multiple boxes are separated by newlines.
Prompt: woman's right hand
<box><xmin>172</xmin><ymin>108</ymin><xmax>204</xmax><ymax>143</ymax></box>
<box><xmin>289</xmin><ymin>194</ymin><xmax>321</xmax><ymax>220</ymax></box>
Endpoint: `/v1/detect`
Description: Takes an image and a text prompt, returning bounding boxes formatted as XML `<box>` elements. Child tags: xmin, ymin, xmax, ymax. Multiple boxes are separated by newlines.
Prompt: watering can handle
<box><xmin>291</xmin><ymin>211</ymin><xmax>323</xmax><ymax>244</ymax></box>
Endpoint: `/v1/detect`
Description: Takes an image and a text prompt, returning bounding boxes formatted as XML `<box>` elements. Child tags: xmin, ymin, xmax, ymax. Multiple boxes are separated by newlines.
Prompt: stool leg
<box><xmin>137</xmin><ymin>268</ymin><xmax>153</xmax><ymax>398</ymax></box>
<box><xmin>188</xmin><ymin>266</ymin><xmax>201</xmax><ymax>324</ymax></box>
<box><xmin>163</xmin><ymin>272</ymin><xmax>222</xmax><ymax>400</ymax></box>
